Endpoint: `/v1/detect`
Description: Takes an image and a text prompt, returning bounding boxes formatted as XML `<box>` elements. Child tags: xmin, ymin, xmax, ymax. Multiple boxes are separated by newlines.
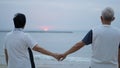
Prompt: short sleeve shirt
<box><xmin>82</xmin><ymin>30</ymin><xmax>120</xmax><ymax>47</ymax></box>
<box><xmin>4</xmin><ymin>28</ymin><xmax>37</xmax><ymax>68</ymax></box>
<box><xmin>81</xmin><ymin>25</ymin><xmax>120</xmax><ymax>68</ymax></box>
<box><xmin>82</xmin><ymin>30</ymin><xmax>92</xmax><ymax>45</ymax></box>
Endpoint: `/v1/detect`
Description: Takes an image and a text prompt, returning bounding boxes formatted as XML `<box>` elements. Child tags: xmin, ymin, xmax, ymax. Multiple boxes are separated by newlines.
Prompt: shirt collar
<box><xmin>102</xmin><ymin>24</ymin><xmax>111</xmax><ymax>27</ymax></box>
<box><xmin>14</xmin><ymin>28</ymin><xmax>23</xmax><ymax>31</ymax></box>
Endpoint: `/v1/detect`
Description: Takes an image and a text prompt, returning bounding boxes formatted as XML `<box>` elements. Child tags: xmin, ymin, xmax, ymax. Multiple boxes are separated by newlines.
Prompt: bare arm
<box><xmin>64</xmin><ymin>41</ymin><xmax>85</xmax><ymax>56</ymax></box>
<box><xmin>4</xmin><ymin>49</ymin><xmax>8</xmax><ymax>65</ymax></box>
<box><xmin>59</xmin><ymin>41</ymin><xmax>85</xmax><ymax>61</ymax></box>
<box><xmin>32</xmin><ymin>44</ymin><xmax>58</xmax><ymax>59</ymax></box>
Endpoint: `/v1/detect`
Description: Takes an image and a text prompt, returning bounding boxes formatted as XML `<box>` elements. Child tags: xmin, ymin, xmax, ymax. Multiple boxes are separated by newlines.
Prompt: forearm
<box><xmin>64</xmin><ymin>41</ymin><xmax>85</xmax><ymax>56</ymax></box>
<box><xmin>38</xmin><ymin>48</ymin><xmax>54</xmax><ymax>56</ymax></box>
<box><xmin>33</xmin><ymin>45</ymin><xmax>54</xmax><ymax>57</ymax></box>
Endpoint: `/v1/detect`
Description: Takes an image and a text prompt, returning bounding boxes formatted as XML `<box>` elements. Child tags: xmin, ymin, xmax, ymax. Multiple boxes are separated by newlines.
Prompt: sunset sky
<box><xmin>0</xmin><ymin>0</ymin><xmax>120</xmax><ymax>31</ymax></box>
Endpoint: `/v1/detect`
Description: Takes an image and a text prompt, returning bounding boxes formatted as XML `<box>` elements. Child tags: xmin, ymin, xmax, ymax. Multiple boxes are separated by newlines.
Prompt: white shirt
<box><xmin>91</xmin><ymin>25</ymin><xmax>120</xmax><ymax>68</ymax></box>
<box><xmin>4</xmin><ymin>28</ymin><xmax>37</xmax><ymax>68</ymax></box>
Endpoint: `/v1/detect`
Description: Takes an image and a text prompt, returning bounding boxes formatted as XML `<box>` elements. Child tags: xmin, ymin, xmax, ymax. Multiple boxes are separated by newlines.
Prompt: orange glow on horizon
<box><xmin>43</xmin><ymin>28</ymin><xmax>48</xmax><ymax>31</ymax></box>
<box><xmin>39</xmin><ymin>26</ymin><xmax>52</xmax><ymax>31</ymax></box>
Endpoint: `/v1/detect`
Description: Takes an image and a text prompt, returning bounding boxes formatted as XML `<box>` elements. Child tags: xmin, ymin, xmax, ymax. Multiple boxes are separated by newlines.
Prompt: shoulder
<box><xmin>6</xmin><ymin>31</ymin><xmax>13</xmax><ymax>36</ymax></box>
<box><xmin>4</xmin><ymin>31</ymin><xmax>14</xmax><ymax>43</ymax></box>
<box><xmin>112</xmin><ymin>26</ymin><xmax>120</xmax><ymax>30</ymax></box>
<box><xmin>92</xmin><ymin>25</ymin><xmax>102</xmax><ymax>31</ymax></box>
<box><xmin>111</xmin><ymin>26</ymin><xmax>120</xmax><ymax>33</ymax></box>
<box><xmin>91</xmin><ymin>26</ymin><xmax>102</xmax><ymax>35</ymax></box>
<box><xmin>5</xmin><ymin>31</ymin><xmax>13</xmax><ymax>38</ymax></box>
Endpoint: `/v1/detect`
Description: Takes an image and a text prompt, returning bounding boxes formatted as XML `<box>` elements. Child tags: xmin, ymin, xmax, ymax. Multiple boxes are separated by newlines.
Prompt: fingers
<box><xmin>59</xmin><ymin>55</ymin><xmax>66</xmax><ymax>61</ymax></box>
<box><xmin>52</xmin><ymin>53</ymin><xmax>60</xmax><ymax>61</ymax></box>
<box><xmin>54</xmin><ymin>54</ymin><xmax>62</xmax><ymax>61</ymax></box>
<box><xmin>56</xmin><ymin>54</ymin><xmax>67</xmax><ymax>61</ymax></box>
<box><xmin>58</xmin><ymin>55</ymin><xmax>65</xmax><ymax>61</ymax></box>
<box><xmin>52</xmin><ymin>53</ymin><xmax>67</xmax><ymax>61</ymax></box>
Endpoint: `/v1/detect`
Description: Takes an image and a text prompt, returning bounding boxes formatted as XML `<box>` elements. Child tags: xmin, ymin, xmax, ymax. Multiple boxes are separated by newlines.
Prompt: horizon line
<box><xmin>0</xmin><ymin>30</ymin><xmax>73</xmax><ymax>33</ymax></box>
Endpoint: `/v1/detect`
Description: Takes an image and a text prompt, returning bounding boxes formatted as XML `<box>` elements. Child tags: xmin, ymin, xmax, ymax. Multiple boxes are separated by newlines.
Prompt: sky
<box><xmin>0</xmin><ymin>0</ymin><xmax>120</xmax><ymax>31</ymax></box>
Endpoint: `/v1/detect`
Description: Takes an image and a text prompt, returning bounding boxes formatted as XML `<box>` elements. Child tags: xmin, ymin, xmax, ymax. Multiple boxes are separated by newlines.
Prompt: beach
<box><xmin>0</xmin><ymin>54</ymin><xmax>90</xmax><ymax>68</ymax></box>
<box><xmin>0</xmin><ymin>60</ymin><xmax>90</xmax><ymax>68</ymax></box>
<box><xmin>36</xmin><ymin>60</ymin><xmax>90</xmax><ymax>68</ymax></box>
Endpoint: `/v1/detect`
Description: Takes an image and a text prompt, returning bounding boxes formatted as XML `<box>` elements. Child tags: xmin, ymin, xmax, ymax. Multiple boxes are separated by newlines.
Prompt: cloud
<box><xmin>0</xmin><ymin>0</ymin><xmax>119</xmax><ymax>31</ymax></box>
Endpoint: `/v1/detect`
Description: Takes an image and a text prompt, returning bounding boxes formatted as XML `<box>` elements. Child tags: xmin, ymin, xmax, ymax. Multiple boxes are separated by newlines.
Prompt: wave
<box><xmin>34</xmin><ymin>55</ymin><xmax>90</xmax><ymax>62</ymax></box>
<box><xmin>0</xmin><ymin>54</ymin><xmax>90</xmax><ymax>64</ymax></box>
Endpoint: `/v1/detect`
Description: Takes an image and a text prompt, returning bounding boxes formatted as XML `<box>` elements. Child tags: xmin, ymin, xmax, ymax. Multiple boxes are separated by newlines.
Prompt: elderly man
<box><xmin>58</xmin><ymin>7</ymin><xmax>120</xmax><ymax>68</ymax></box>
<box><xmin>4</xmin><ymin>13</ymin><xmax>59</xmax><ymax>68</ymax></box>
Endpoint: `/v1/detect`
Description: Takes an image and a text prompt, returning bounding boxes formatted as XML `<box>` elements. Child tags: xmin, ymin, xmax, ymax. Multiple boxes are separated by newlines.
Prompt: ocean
<box><xmin>0</xmin><ymin>30</ymin><xmax>92</xmax><ymax>65</ymax></box>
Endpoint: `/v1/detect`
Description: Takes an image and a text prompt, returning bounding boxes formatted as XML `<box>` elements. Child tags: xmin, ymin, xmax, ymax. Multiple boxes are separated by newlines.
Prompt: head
<box><xmin>101</xmin><ymin>7</ymin><xmax>115</xmax><ymax>25</ymax></box>
<box><xmin>13</xmin><ymin>13</ymin><xmax>26</xmax><ymax>28</ymax></box>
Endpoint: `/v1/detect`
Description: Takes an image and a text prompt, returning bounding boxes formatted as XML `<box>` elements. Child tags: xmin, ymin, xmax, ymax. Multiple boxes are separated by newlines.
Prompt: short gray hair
<box><xmin>102</xmin><ymin>7</ymin><xmax>114</xmax><ymax>20</ymax></box>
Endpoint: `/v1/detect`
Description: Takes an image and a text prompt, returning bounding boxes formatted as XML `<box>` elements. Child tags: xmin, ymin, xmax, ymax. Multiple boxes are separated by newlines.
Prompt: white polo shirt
<box><xmin>82</xmin><ymin>25</ymin><xmax>120</xmax><ymax>68</ymax></box>
<box><xmin>4</xmin><ymin>28</ymin><xmax>37</xmax><ymax>68</ymax></box>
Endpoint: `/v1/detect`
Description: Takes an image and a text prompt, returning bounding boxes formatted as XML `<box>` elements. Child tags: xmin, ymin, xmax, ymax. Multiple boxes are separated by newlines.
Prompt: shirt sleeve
<box><xmin>25</xmin><ymin>34</ymin><xmax>38</xmax><ymax>49</ymax></box>
<box><xmin>82</xmin><ymin>30</ymin><xmax>92</xmax><ymax>45</ymax></box>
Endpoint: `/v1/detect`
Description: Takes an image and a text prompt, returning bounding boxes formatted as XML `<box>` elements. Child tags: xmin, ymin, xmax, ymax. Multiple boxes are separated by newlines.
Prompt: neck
<box><xmin>102</xmin><ymin>23</ymin><xmax>111</xmax><ymax>25</ymax></box>
<box><xmin>102</xmin><ymin>21</ymin><xmax>111</xmax><ymax>25</ymax></box>
<box><xmin>14</xmin><ymin>28</ymin><xmax>23</xmax><ymax>31</ymax></box>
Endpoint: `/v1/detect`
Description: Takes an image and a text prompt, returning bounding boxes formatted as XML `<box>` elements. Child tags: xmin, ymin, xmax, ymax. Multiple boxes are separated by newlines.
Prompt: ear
<box><xmin>101</xmin><ymin>16</ymin><xmax>103</xmax><ymax>22</ymax></box>
<box><xmin>112</xmin><ymin>17</ymin><xmax>115</xmax><ymax>21</ymax></box>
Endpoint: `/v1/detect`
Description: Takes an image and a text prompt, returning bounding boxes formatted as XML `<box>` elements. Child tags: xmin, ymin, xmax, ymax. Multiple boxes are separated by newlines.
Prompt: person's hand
<box><xmin>51</xmin><ymin>53</ymin><xmax>61</xmax><ymax>61</ymax></box>
<box><xmin>52</xmin><ymin>53</ymin><xmax>67</xmax><ymax>61</ymax></box>
<box><xmin>55</xmin><ymin>53</ymin><xmax>67</xmax><ymax>61</ymax></box>
<box><xmin>57</xmin><ymin>54</ymin><xmax>67</xmax><ymax>61</ymax></box>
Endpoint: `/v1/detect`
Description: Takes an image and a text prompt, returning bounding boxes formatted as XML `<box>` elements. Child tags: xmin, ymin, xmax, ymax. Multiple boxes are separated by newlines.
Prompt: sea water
<box><xmin>0</xmin><ymin>30</ymin><xmax>92</xmax><ymax>64</ymax></box>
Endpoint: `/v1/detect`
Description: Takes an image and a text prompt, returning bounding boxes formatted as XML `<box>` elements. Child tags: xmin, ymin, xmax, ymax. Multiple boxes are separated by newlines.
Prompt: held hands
<box><xmin>52</xmin><ymin>53</ymin><xmax>68</xmax><ymax>61</ymax></box>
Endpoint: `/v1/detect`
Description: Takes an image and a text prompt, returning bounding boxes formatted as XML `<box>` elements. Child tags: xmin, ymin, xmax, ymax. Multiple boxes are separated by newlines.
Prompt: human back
<box><xmin>5</xmin><ymin>29</ymin><xmax>32</xmax><ymax>68</ymax></box>
<box><xmin>4</xmin><ymin>13</ymin><xmax>59</xmax><ymax>68</ymax></box>
<box><xmin>4</xmin><ymin>13</ymin><xmax>36</xmax><ymax>68</ymax></box>
<box><xmin>89</xmin><ymin>7</ymin><xmax>120</xmax><ymax>68</ymax></box>
<box><xmin>91</xmin><ymin>25</ymin><xmax>120</xmax><ymax>68</ymax></box>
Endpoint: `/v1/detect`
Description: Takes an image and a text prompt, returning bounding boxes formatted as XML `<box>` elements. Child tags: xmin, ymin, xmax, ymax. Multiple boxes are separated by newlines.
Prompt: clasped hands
<box><xmin>52</xmin><ymin>53</ymin><xmax>68</xmax><ymax>61</ymax></box>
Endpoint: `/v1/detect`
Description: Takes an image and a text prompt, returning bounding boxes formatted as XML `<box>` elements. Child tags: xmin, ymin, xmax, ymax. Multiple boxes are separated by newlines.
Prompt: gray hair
<box><xmin>102</xmin><ymin>7</ymin><xmax>114</xmax><ymax>20</ymax></box>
